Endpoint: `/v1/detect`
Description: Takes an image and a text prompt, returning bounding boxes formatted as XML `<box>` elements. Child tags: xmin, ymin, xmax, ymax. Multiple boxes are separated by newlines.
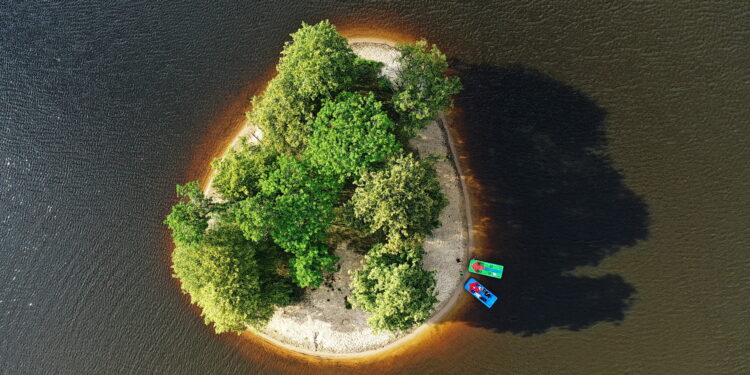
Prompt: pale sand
<box><xmin>203</xmin><ymin>40</ymin><xmax>472</xmax><ymax>356</ymax></box>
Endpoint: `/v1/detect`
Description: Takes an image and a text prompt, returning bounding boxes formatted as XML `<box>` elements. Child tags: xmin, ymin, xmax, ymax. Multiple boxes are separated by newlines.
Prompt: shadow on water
<box><xmin>450</xmin><ymin>62</ymin><xmax>650</xmax><ymax>336</ymax></box>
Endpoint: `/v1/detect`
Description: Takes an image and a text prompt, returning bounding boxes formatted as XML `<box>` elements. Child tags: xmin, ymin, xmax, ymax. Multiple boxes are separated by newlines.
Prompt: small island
<box><xmin>165</xmin><ymin>21</ymin><xmax>464</xmax><ymax>355</ymax></box>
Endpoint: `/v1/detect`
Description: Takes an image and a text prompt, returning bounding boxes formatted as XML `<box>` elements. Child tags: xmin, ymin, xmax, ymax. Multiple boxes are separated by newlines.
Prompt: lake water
<box><xmin>1</xmin><ymin>1</ymin><xmax>748</xmax><ymax>374</ymax></box>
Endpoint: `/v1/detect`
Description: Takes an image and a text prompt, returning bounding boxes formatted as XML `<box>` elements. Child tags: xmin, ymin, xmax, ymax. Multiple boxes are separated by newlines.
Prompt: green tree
<box><xmin>171</xmin><ymin>226</ymin><xmax>294</xmax><ymax>333</ymax></box>
<box><xmin>352</xmin><ymin>58</ymin><xmax>386</xmax><ymax>91</ymax></box>
<box><xmin>393</xmin><ymin>40</ymin><xmax>462</xmax><ymax>137</ymax></box>
<box><xmin>249</xmin><ymin>77</ymin><xmax>312</xmax><ymax>154</ymax></box>
<box><xmin>259</xmin><ymin>155</ymin><xmax>341</xmax><ymax>249</ymax></box>
<box><xmin>231</xmin><ymin>195</ymin><xmax>271</xmax><ymax>244</ymax></box>
<box><xmin>288</xmin><ymin>243</ymin><xmax>337</xmax><ymax>288</ymax></box>
<box><xmin>249</xmin><ymin>20</ymin><xmax>360</xmax><ymax>154</ymax></box>
<box><xmin>234</xmin><ymin>155</ymin><xmax>341</xmax><ymax>287</ymax></box>
<box><xmin>277</xmin><ymin>20</ymin><xmax>359</xmax><ymax>101</ymax></box>
<box><xmin>306</xmin><ymin>91</ymin><xmax>401</xmax><ymax>180</ymax></box>
<box><xmin>211</xmin><ymin>139</ymin><xmax>277</xmax><ymax>202</ymax></box>
<box><xmin>351</xmin><ymin>154</ymin><xmax>447</xmax><ymax>240</ymax></box>
<box><xmin>164</xmin><ymin>181</ymin><xmax>211</xmax><ymax>245</ymax></box>
<box><xmin>366</xmin><ymin>236</ymin><xmax>425</xmax><ymax>265</ymax></box>
<box><xmin>349</xmin><ymin>241</ymin><xmax>437</xmax><ymax>332</ymax></box>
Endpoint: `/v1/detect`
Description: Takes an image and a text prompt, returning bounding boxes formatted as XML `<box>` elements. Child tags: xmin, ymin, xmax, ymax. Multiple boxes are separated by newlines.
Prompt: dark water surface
<box><xmin>1</xmin><ymin>1</ymin><xmax>748</xmax><ymax>374</ymax></box>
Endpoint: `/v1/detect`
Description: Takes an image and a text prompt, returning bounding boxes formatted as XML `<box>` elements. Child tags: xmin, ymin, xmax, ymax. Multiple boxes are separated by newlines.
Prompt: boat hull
<box><xmin>464</xmin><ymin>277</ymin><xmax>498</xmax><ymax>308</ymax></box>
<box><xmin>468</xmin><ymin>259</ymin><xmax>504</xmax><ymax>279</ymax></box>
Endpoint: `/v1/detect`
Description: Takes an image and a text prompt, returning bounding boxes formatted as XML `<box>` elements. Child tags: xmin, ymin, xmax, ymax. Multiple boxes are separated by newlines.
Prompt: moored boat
<box><xmin>468</xmin><ymin>259</ymin><xmax>504</xmax><ymax>279</ymax></box>
<box><xmin>464</xmin><ymin>277</ymin><xmax>498</xmax><ymax>308</ymax></box>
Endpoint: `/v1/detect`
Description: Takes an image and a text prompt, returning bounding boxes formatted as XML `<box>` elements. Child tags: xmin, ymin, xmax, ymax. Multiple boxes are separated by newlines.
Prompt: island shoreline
<box><xmin>201</xmin><ymin>38</ymin><xmax>474</xmax><ymax>358</ymax></box>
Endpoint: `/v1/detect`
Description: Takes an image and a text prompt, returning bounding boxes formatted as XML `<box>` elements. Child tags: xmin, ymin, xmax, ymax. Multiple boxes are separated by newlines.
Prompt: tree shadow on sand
<box><xmin>450</xmin><ymin>62</ymin><xmax>650</xmax><ymax>336</ymax></box>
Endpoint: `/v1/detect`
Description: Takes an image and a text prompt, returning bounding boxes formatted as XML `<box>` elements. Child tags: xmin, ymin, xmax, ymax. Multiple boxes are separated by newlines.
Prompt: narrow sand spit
<box><xmin>204</xmin><ymin>40</ymin><xmax>471</xmax><ymax>356</ymax></box>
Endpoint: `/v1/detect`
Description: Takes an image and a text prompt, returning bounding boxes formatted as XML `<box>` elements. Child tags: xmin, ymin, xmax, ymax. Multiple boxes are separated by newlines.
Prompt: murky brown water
<box><xmin>1</xmin><ymin>1</ymin><xmax>748</xmax><ymax>373</ymax></box>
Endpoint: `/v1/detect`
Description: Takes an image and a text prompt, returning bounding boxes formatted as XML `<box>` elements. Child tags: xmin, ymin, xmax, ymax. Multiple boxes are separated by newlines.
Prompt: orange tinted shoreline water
<box><xmin>176</xmin><ymin>28</ymin><xmax>487</xmax><ymax>367</ymax></box>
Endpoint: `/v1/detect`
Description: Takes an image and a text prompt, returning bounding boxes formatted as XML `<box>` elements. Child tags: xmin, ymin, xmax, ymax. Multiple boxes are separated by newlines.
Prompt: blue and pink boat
<box><xmin>464</xmin><ymin>277</ymin><xmax>498</xmax><ymax>308</ymax></box>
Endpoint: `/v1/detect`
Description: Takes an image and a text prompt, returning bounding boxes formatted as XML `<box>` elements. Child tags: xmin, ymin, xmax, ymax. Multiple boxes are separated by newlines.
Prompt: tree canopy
<box><xmin>164</xmin><ymin>181</ymin><xmax>211</xmax><ymax>245</ymax></box>
<box><xmin>210</xmin><ymin>139</ymin><xmax>276</xmax><ymax>202</ymax></box>
<box><xmin>393</xmin><ymin>40</ymin><xmax>462</xmax><ymax>137</ymax></box>
<box><xmin>276</xmin><ymin>20</ymin><xmax>359</xmax><ymax>102</ymax></box>
<box><xmin>349</xmin><ymin>241</ymin><xmax>437</xmax><ymax>333</ymax></box>
<box><xmin>306</xmin><ymin>91</ymin><xmax>401</xmax><ymax>180</ymax></box>
<box><xmin>249</xmin><ymin>76</ymin><xmax>313</xmax><ymax>154</ymax></box>
<box><xmin>351</xmin><ymin>154</ymin><xmax>447</xmax><ymax>241</ymax></box>
<box><xmin>171</xmin><ymin>226</ymin><xmax>294</xmax><ymax>333</ymax></box>
<box><xmin>249</xmin><ymin>20</ymin><xmax>360</xmax><ymax>154</ymax></box>
<box><xmin>258</xmin><ymin>155</ymin><xmax>341</xmax><ymax>250</ymax></box>
<box><xmin>234</xmin><ymin>155</ymin><xmax>341</xmax><ymax>288</ymax></box>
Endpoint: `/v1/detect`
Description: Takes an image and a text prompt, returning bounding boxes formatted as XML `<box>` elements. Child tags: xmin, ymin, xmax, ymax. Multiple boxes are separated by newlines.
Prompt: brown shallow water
<box><xmin>1</xmin><ymin>1</ymin><xmax>748</xmax><ymax>374</ymax></box>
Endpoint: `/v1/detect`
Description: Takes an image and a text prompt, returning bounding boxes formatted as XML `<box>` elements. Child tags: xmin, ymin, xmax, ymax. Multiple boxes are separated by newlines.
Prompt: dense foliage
<box><xmin>166</xmin><ymin>21</ymin><xmax>461</xmax><ymax>334</ymax></box>
<box><xmin>351</xmin><ymin>154</ymin><xmax>447</xmax><ymax>241</ymax></box>
<box><xmin>349</xmin><ymin>240</ymin><xmax>438</xmax><ymax>332</ymax></box>
<box><xmin>276</xmin><ymin>20</ymin><xmax>359</xmax><ymax>102</ymax></box>
<box><xmin>250</xmin><ymin>21</ymin><xmax>359</xmax><ymax>154</ymax></box>
<box><xmin>248</xmin><ymin>77</ymin><xmax>311</xmax><ymax>154</ymax></box>
<box><xmin>306</xmin><ymin>91</ymin><xmax>401</xmax><ymax>180</ymax></box>
<box><xmin>164</xmin><ymin>182</ymin><xmax>211</xmax><ymax>245</ymax></box>
<box><xmin>234</xmin><ymin>155</ymin><xmax>341</xmax><ymax>287</ymax></box>
<box><xmin>170</xmin><ymin>210</ymin><xmax>293</xmax><ymax>333</ymax></box>
<box><xmin>393</xmin><ymin>40</ymin><xmax>462</xmax><ymax>137</ymax></box>
<box><xmin>210</xmin><ymin>139</ymin><xmax>276</xmax><ymax>202</ymax></box>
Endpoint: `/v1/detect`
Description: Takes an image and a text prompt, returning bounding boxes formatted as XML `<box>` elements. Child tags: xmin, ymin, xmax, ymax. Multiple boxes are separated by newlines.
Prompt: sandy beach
<box><xmin>204</xmin><ymin>40</ymin><xmax>472</xmax><ymax>356</ymax></box>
